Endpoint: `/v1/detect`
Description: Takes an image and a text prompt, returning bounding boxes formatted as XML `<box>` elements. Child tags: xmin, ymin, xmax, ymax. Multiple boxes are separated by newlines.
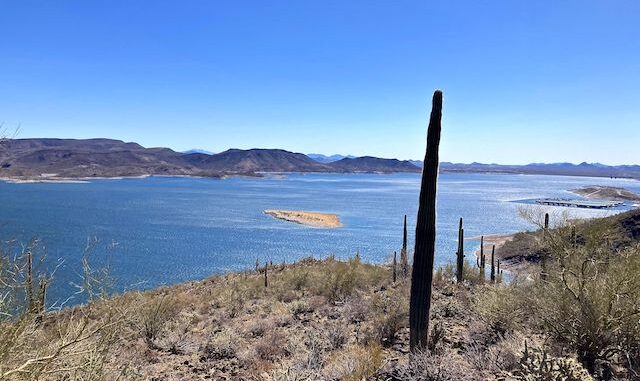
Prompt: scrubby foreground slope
<box><xmin>2</xmin><ymin>211</ymin><xmax>640</xmax><ymax>380</ymax></box>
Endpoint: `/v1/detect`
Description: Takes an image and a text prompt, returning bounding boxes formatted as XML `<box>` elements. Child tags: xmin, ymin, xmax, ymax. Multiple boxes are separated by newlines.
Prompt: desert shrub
<box><xmin>248</xmin><ymin>318</ymin><xmax>269</xmax><ymax>337</ymax></box>
<box><xmin>464</xmin><ymin>332</ymin><xmax>523</xmax><ymax>374</ymax></box>
<box><xmin>302</xmin><ymin>329</ymin><xmax>326</xmax><ymax>371</ymax></box>
<box><xmin>345</xmin><ymin>295</ymin><xmax>370</xmax><ymax>323</ymax></box>
<box><xmin>136</xmin><ymin>294</ymin><xmax>181</xmax><ymax>347</ymax></box>
<box><xmin>254</xmin><ymin>331</ymin><xmax>290</xmax><ymax>361</ymax></box>
<box><xmin>528</xmin><ymin>239</ymin><xmax>640</xmax><ymax>374</ymax></box>
<box><xmin>433</xmin><ymin>263</ymin><xmax>456</xmax><ymax>288</ymax></box>
<box><xmin>218</xmin><ymin>281</ymin><xmax>246</xmax><ymax>318</ymax></box>
<box><xmin>289</xmin><ymin>299</ymin><xmax>313</xmax><ymax>316</ymax></box>
<box><xmin>0</xmin><ymin>240</ymin><xmax>132</xmax><ymax>380</ymax></box>
<box><xmin>500</xmin><ymin>212</ymin><xmax>640</xmax><ymax>377</ymax></box>
<box><xmin>319</xmin><ymin>260</ymin><xmax>359</xmax><ymax>303</ymax></box>
<box><xmin>368</xmin><ymin>287</ymin><xmax>409</xmax><ymax>347</ymax></box>
<box><xmin>289</xmin><ymin>268</ymin><xmax>310</xmax><ymax>291</ymax></box>
<box><xmin>509</xmin><ymin>344</ymin><xmax>593</xmax><ymax>381</ymax></box>
<box><xmin>200</xmin><ymin>333</ymin><xmax>238</xmax><ymax>362</ymax></box>
<box><xmin>473</xmin><ymin>284</ymin><xmax>529</xmax><ymax>336</ymax></box>
<box><xmin>323</xmin><ymin>344</ymin><xmax>383</xmax><ymax>381</ymax></box>
<box><xmin>386</xmin><ymin>349</ymin><xmax>478</xmax><ymax>381</ymax></box>
<box><xmin>324</xmin><ymin>323</ymin><xmax>348</xmax><ymax>350</ymax></box>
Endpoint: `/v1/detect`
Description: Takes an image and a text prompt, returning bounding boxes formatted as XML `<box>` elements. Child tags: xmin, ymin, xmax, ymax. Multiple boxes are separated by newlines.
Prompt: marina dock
<box><xmin>535</xmin><ymin>198</ymin><xmax>624</xmax><ymax>209</ymax></box>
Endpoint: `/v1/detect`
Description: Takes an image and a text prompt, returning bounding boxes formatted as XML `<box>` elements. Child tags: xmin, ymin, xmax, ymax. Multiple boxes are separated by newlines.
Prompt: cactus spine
<box><xmin>409</xmin><ymin>90</ymin><xmax>442</xmax><ymax>351</ymax></box>
<box><xmin>456</xmin><ymin>217</ymin><xmax>464</xmax><ymax>283</ymax></box>
<box><xmin>401</xmin><ymin>215</ymin><xmax>409</xmax><ymax>278</ymax></box>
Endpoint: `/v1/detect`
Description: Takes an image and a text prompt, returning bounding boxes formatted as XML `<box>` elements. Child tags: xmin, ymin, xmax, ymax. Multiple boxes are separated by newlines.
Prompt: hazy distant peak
<box><xmin>182</xmin><ymin>149</ymin><xmax>214</xmax><ymax>155</ymax></box>
<box><xmin>307</xmin><ymin>153</ymin><xmax>356</xmax><ymax>163</ymax></box>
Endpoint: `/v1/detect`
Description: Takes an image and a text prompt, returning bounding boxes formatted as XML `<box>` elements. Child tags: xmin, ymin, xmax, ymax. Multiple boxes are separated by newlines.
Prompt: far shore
<box><xmin>264</xmin><ymin>209</ymin><xmax>342</xmax><ymax>228</ymax></box>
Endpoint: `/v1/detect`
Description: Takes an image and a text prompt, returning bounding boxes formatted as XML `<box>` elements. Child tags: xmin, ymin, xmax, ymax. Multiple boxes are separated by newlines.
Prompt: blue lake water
<box><xmin>1</xmin><ymin>172</ymin><xmax>638</xmax><ymax>305</ymax></box>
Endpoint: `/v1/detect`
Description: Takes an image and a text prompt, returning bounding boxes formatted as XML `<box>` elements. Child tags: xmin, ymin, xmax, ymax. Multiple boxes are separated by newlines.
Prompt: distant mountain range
<box><xmin>0</xmin><ymin>139</ymin><xmax>420</xmax><ymax>180</ymax></box>
<box><xmin>307</xmin><ymin>153</ymin><xmax>356</xmax><ymax>163</ymax></box>
<box><xmin>437</xmin><ymin>162</ymin><xmax>640</xmax><ymax>179</ymax></box>
<box><xmin>0</xmin><ymin>138</ymin><xmax>637</xmax><ymax>180</ymax></box>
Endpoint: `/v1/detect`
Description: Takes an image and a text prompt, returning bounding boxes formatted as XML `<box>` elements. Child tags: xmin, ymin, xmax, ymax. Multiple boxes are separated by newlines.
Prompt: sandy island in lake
<box><xmin>264</xmin><ymin>210</ymin><xmax>342</xmax><ymax>228</ymax></box>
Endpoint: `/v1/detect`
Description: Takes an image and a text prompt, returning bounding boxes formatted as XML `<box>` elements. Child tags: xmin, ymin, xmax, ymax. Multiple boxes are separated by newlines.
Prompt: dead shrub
<box><xmin>323</xmin><ymin>344</ymin><xmax>383</xmax><ymax>381</ymax></box>
<box><xmin>324</xmin><ymin>323</ymin><xmax>348</xmax><ymax>350</ymax></box>
<box><xmin>387</xmin><ymin>349</ymin><xmax>478</xmax><ymax>381</ymax></box>
<box><xmin>254</xmin><ymin>331</ymin><xmax>290</xmax><ymax>361</ymax></box>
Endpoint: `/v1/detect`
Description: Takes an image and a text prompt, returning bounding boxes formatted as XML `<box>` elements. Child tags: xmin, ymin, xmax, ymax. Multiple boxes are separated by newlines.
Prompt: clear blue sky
<box><xmin>1</xmin><ymin>1</ymin><xmax>638</xmax><ymax>164</ymax></box>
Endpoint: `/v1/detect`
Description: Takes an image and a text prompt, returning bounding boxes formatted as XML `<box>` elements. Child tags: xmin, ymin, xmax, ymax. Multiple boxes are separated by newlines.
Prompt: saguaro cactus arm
<box><xmin>409</xmin><ymin>90</ymin><xmax>442</xmax><ymax>351</ymax></box>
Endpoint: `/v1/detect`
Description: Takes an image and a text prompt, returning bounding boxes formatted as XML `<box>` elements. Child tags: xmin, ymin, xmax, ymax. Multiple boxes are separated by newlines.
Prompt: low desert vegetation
<box><xmin>1</xmin><ymin>210</ymin><xmax>639</xmax><ymax>380</ymax></box>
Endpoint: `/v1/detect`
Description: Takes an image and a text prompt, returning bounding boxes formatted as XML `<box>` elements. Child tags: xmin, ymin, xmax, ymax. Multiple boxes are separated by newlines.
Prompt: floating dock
<box><xmin>535</xmin><ymin>198</ymin><xmax>624</xmax><ymax>209</ymax></box>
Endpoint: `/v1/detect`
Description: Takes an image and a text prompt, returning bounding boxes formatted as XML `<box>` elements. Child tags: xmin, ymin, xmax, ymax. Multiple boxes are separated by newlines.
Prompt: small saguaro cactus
<box><xmin>26</xmin><ymin>251</ymin><xmax>35</xmax><ymax>311</ymax></box>
<box><xmin>38</xmin><ymin>278</ymin><xmax>47</xmax><ymax>313</ymax></box>
<box><xmin>541</xmin><ymin>212</ymin><xmax>550</xmax><ymax>280</ymax></box>
<box><xmin>409</xmin><ymin>90</ymin><xmax>443</xmax><ymax>351</ymax></box>
<box><xmin>479</xmin><ymin>236</ymin><xmax>486</xmax><ymax>281</ymax></box>
<box><xmin>490</xmin><ymin>245</ymin><xmax>496</xmax><ymax>283</ymax></box>
<box><xmin>264</xmin><ymin>264</ymin><xmax>268</xmax><ymax>288</ymax></box>
<box><xmin>401</xmin><ymin>215</ymin><xmax>409</xmax><ymax>278</ymax></box>
<box><xmin>255</xmin><ymin>257</ymin><xmax>260</xmax><ymax>273</ymax></box>
<box><xmin>456</xmin><ymin>217</ymin><xmax>464</xmax><ymax>283</ymax></box>
<box><xmin>392</xmin><ymin>251</ymin><xmax>397</xmax><ymax>283</ymax></box>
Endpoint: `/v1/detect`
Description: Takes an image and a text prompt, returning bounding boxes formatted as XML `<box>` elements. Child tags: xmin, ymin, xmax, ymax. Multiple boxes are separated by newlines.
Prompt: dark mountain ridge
<box><xmin>0</xmin><ymin>138</ymin><xmax>419</xmax><ymax>180</ymax></box>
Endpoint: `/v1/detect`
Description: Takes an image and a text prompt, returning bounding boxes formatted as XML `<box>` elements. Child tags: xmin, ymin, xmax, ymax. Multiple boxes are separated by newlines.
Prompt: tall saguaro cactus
<box><xmin>409</xmin><ymin>90</ymin><xmax>443</xmax><ymax>351</ymax></box>
<box><xmin>456</xmin><ymin>218</ymin><xmax>464</xmax><ymax>283</ymax></box>
<box><xmin>401</xmin><ymin>215</ymin><xmax>409</xmax><ymax>277</ymax></box>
